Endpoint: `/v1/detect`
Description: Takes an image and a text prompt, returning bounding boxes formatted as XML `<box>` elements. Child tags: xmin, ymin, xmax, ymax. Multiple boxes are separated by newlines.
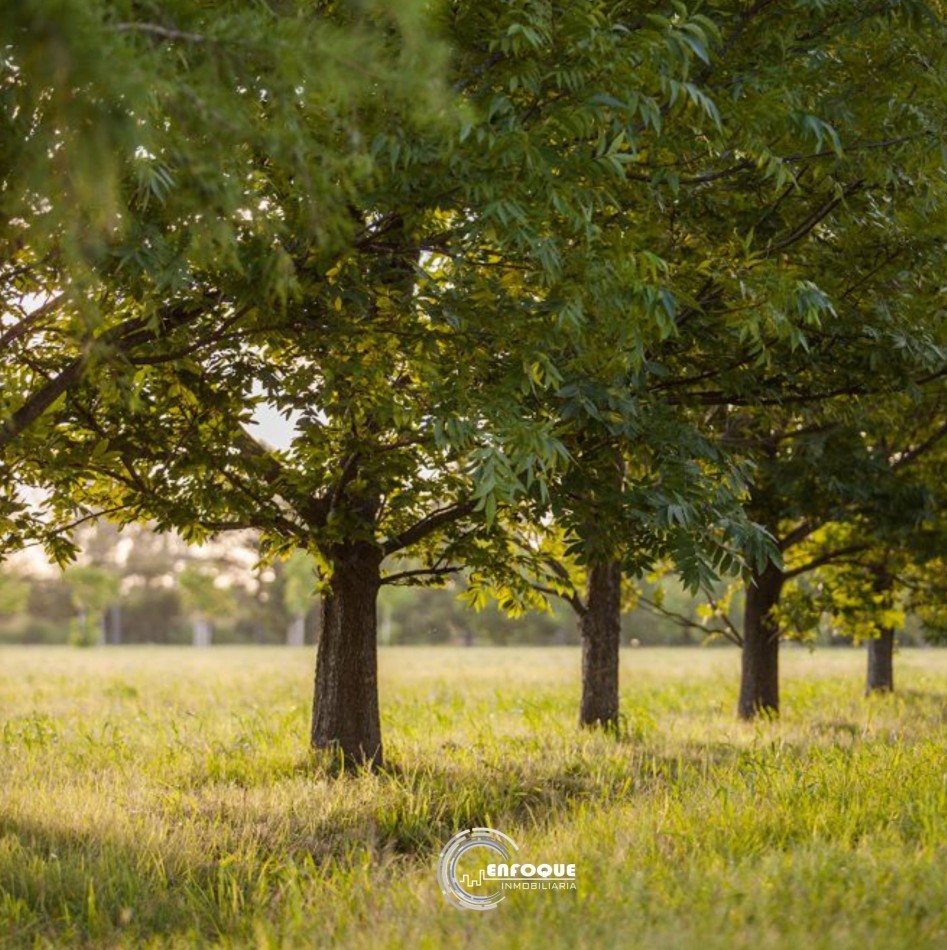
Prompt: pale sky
<box><xmin>247</xmin><ymin>401</ymin><xmax>298</xmax><ymax>452</ymax></box>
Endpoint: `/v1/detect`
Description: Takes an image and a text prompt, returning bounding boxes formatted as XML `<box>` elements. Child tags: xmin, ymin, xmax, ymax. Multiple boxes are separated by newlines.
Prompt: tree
<box><xmin>604</xmin><ymin>0</ymin><xmax>947</xmax><ymax>718</ymax></box>
<box><xmin>4</xmin><ymin>3</ymin><xmax>755</xmax><ymax>766</ymax></box>
<box><xmin>774</xmin><ymin>431</ymin><xmax>947</xmax><ymax>694</ymax></box>
<box><xmin>177</xmin><ymin>563</ymin><xmax>233</xmax><ymax>648</ymax></box>
<box><xmin>493</xmin><ymin>414</ymin><xmax>771</xmax><ymax>732</ymax></box>
<box><xmin>469</xmin><ymin>0</ymin><xmax>947</xmax><ymax>729</ymax></box>
<box><xmin>282</xmin><ymin>551</ymin><xmax>317</xmax><ymax>647</ymax></box>
<box><xmin>721</xmin><ymin>402</ymin><xmax>945</xmax><ymax>716</ymax></box>
<box><xmin>62</xmin><ymin>564</ymin><xmax>120</xmax><ymax>646</ymax></box>
<box><xmin>3</xmin><ymin>0</ymin><xmax>947</xmax><ymax>764</ymax></box>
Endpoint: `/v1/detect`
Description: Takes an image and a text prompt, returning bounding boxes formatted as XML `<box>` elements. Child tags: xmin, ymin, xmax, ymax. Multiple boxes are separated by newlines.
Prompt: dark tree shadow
<box><xmin>0</xmin><ymin>739</ymin><xmax>749</xmax><ymax>945</ymax></box>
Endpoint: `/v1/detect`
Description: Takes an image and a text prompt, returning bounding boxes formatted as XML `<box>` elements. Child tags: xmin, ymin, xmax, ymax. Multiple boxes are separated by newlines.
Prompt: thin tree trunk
<box><xmin>109</xmin><ymin>604</ymin><xmax>122</xmax><ymax>645</ymax></box>
<box><xmin>738</xmin><ymin>562</ymin><xmax>785</xmax><ymax>720</ymax></box>
<box><xmin>311</xmin><ymin>544</ymin><xmax>383</xmax><ymax>768</ymax></box>
<box><xmin>192</xmin><ymin>617</ymin><xmax>211</xmax><ymax>647</ymax></box>
<box><xmin>379</xmin><ymin>603</ymin><xmax>393</xmax><ymax>647</ymax></box>
<box><xmin>580</xmin><ymin>560</ymin><xmax>622</xmax><ymax>730</ymax></box>
<box><xmin>287</xmin><ymin>613</ymin><xmax>305</xmax><ymax>646</ymax></box>
<box><xmin>866</xmin><ymin>629</ymin><xmax>895</xmax><ymax>693</ymax></box>
<box><xmin>866</xmin><ymin>567</ymin><xmax>895</xmax><ymax>694</ymax></box>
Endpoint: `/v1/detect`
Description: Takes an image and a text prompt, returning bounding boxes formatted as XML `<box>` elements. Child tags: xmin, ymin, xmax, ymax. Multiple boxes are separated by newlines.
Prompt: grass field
<box><xmin>2</xmin><ymin>646</ymin><xmax>947</xmax><ymax>948</ymax></box>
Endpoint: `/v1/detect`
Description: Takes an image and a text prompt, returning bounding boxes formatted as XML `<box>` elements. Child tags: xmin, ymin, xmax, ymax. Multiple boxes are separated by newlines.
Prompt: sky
<box><xmin>247</xmin><ymin>401</ymin><xmax>297</xmax><ymax>452</ymax></box>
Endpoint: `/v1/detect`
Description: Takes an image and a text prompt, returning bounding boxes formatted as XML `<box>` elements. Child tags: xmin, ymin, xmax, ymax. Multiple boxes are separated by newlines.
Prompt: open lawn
<box><xmin>2</xmin><ymin>646</ymin><xmax>947</xmax><ymax>948</ymax></box>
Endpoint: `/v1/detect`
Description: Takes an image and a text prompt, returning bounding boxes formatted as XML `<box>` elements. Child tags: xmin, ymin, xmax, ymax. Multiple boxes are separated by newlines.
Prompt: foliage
<box><xmin>177</xmin><ymin>563</ymin><xmax>233</xmax><ymax>621</ymax></box>
<box><xmin>1</xmin><ymin>0</ymin><xmax>449</xmax><ymax>560</ymax></box>
<box><xmin>0</xmin><ymin>566</ymin><xmax>29</xmax><ymax>617</ymax></box>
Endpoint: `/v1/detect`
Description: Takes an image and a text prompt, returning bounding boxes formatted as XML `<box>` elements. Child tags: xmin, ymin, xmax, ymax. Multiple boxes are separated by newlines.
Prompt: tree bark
<box><xmin>580</xmin><ymin>561</ymin><xmax>622</xmax><ymax>730</ymax></box>
<box><xmin>311</xmin><ymin>544</ymin><xmax>383</xmax><ymax>768</ymax></box>
<box><xmin>866</xmin><ymin>628</ymin><xmax>895</xmax><ymax>694</ymax></box>
<box><xmin>738</xmin><ymin>562</ymin><xmax>785</xmax><ymax>720</ymax></box>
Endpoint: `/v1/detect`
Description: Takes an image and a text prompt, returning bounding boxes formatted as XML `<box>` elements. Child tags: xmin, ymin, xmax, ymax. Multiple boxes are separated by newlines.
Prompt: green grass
<box><xmin>2</xmin><ymin>646</ymin><xmax>947</xmax><ymax>948</ymax></box>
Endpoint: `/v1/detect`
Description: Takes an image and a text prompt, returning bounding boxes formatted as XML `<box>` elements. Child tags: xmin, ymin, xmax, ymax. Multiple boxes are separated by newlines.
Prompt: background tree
<box><xmin>774</xmin><ymin>431</ymin><xmax>947</xmax><ymax>694</ymax></box>
<box><xmin>177</xmin><ymin>563</ymin><xmax>234</xmax><ymax>648</ymax></box>
<box><xmin>62</xmin><ymin>563</ymin><xmax>120</xmax><ymax>647</ymax></box>
<box><xmin>610</xmin><ymin>0</ymin><xmax>947</xmax><ymax>719</ymax></box>
<box><xmin>0</xmin><ymin>565</ymin><xmax>29</xmax><ymax>620</ymax></box>
<box><xmin>282</xmin><ymin>551</ymin><xmax>317</xmax><ymax>647</ymax></box>
<box><xmin>735</xmin><ymin>397</ymin><xmax>945</xmax><ymax>716</ymax></box>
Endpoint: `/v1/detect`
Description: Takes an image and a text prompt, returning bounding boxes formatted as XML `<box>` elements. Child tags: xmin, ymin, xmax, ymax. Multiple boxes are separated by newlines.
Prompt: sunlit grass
<box><xmin>2</xmin><ymin>646</ymin><xmax>947</xmax><ymax>948</ymax></box>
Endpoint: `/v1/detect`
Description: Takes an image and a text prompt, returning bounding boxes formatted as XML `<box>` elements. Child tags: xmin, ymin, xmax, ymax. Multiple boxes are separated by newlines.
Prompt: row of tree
<box><xmin>2</xmin><ymin>2</ymin><xmax>945</xmax><ymax>765</ymax></box>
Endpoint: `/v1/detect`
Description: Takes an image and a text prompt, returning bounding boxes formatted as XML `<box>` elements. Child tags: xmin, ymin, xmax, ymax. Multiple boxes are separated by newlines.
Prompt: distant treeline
<box><xmin>0</xmin><ymin>555</ymin><xmax>934</xmax><ymax>648</ymax></box>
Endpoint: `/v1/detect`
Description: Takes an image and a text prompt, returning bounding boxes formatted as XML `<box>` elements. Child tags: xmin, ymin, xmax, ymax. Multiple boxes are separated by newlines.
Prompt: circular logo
<box><xmin>436</xmin><ymin>827</ymin><xmax>518</xmax><ymax>911</ymax></box>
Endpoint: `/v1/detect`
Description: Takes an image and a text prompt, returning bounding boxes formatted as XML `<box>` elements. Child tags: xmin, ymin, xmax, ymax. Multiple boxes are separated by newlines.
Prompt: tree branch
<box><xmin>380</xmin><ymin>565</ymin><xmax>462</xmax><ymax>585</ymax></box>
<box><xmin>891</xmin><ymin>421</ymin><xmax>947</xmax><ymax>471</ymax></box>
<box><xmin>1</xmin><ymin>299</ymin><xmax>215</xmax><ymax>450</ymax></box>
<box><xmin>115</xmin><ymin>22</ymin><xmax>208</xmax><ymax>43</ymax></box>
<box><xmin>637</xmin><ymin>595</ymin><xmax>742</xmax><ymax>646</ymax></box>
<box><xmin>382</xmin><ymin>499</ymin><xmax>477</xmax><ymax>556</ymax></box>
<box><xmin>529</xmin><ymin>580</ymin><xmax>587</xmax><ymax>617</ymax></box>
<box><xmin>779</xmin><ymin>519</ymin><xmax>820</xmax><ymax>552</ymax></box>
<box><xmin>0</xmin><ymin>293</ymin><xmax>64</xmax><ymax>350</ymax></box>
<box><xmin>767</xmin><ymin>181</ymin><xmax>863</xmax><ymax>253</ymax></box>
<box><xmin>783</xmin><ymin>543</ymin><xmax>870</xmax><ymax>579</ymax></box>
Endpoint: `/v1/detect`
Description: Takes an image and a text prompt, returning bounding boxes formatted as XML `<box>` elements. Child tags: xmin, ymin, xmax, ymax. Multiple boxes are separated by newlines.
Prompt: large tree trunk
<box><xmin>738</xmin><ymin>562</ymin><xmax>785</xmax><ymax>720</ymax></box>
<box><xmin>311</xmin><ymin>544</ymin><xmax>383</xmax><ymax>768</ymax></box>
<box><xmin>580</xmin><ymin>560</ymin><xmax>622</xmax><ymax>730</ymax></box>
<box><xmin>866</xmin><ymin>628</ymin><xmax>895</xmax><ymax>694</ymax></box>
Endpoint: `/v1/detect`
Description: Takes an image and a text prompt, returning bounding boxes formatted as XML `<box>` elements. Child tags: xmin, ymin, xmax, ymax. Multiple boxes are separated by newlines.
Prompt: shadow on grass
<box><xmin>0</xmin><ymin>814</ymin><xmax>216</xmax><ymax>946</ymax></box>
<box><xmin>0</xmin><ymin>742</ymin><xmax>740</xmax><ymax>944</ymax></box>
